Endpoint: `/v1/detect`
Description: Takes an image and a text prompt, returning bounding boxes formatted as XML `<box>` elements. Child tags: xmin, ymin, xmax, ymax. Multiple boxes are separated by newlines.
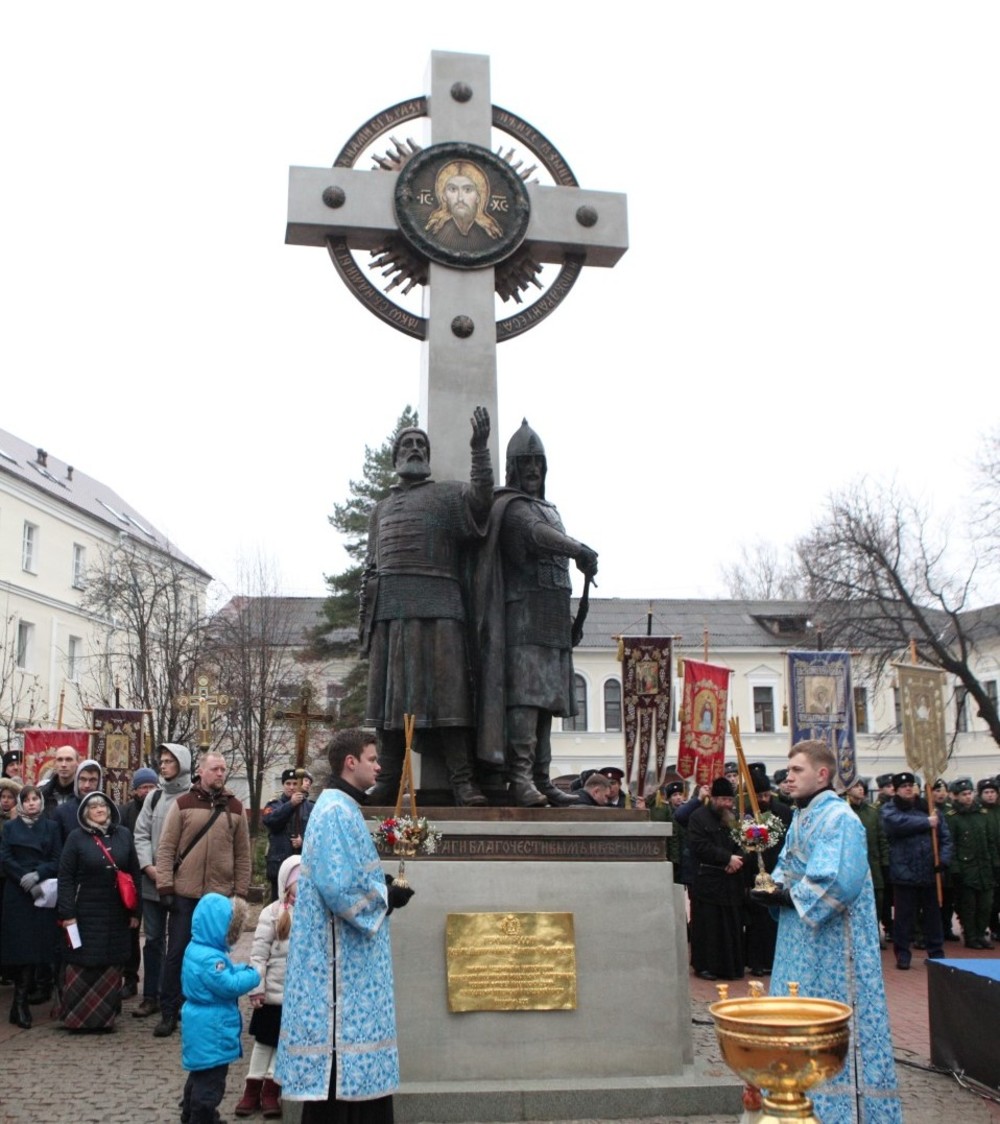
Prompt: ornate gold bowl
<box><xmin>709</xmin><ymin>983</ymin><xmax>851</xmax><ymax>1122</ymax></box>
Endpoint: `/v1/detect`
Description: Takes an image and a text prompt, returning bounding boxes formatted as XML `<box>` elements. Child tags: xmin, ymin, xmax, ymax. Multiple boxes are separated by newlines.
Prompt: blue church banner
<box><xmin>787</xmin><ymin>650</ymin><xmax>856</xmax><ymax>789</ymax></box>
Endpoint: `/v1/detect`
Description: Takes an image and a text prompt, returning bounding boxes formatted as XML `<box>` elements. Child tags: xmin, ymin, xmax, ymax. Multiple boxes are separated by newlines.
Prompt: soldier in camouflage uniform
<box><xmin>946</xmin><ymin>778</ymin><xmax>1000</xmax><ymax>949</ymax></box>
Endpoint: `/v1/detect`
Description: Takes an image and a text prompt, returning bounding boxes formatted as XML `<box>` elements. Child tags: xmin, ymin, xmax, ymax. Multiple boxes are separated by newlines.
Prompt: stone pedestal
<box><xmin>375</xmin><ymin>812</ymin><xmax>741</xmax><ymax>1121</ymax></box>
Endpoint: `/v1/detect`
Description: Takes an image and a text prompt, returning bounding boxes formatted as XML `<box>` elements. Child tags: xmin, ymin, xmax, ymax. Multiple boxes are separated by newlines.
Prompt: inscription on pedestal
<box><xmin>446</xmin><ymin>911</ymin><xmax>577</xmax><ymax>1012</ymax></box>
<box><xmin>432</xmin><ymin>834</ymin><xmax>666</xmax><ymax>861</ymax></box>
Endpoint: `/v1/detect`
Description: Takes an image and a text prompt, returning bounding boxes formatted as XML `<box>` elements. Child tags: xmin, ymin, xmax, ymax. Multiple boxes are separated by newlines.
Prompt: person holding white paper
<box><xmin>0</xmin><ymin>784</ymin><xmax>61</xmax><ymax>1029</ymax></box>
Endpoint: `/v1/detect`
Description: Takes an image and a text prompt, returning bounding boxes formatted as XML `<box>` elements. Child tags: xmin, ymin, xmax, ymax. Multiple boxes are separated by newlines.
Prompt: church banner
<box><xmin>90</xmin><ymin>708</ymin><xmax>146</xmax><ymax>805</ymax></box>
<box><xmin>620</xmin><ymin>638</ymin><xmax>672</xmax><ymax>797</ymax></box>
<box><xmin>22</xmin><ymin>729</ymin><xmax>91</xmax><ymax>784</ymax></box>
<box><xmin>788</xmin><ymin>650</ymin><xmax>856</xmax><ymax>788</ymax></box>
<box><xmin>677</xmin><ymin>659</ymin><xmax>730</xmax><ymax>784</ymax></box>
<box><xmin>895</xmin><ymin>664</ymin><xmax>948</xmax><ymax>783</ymax></box>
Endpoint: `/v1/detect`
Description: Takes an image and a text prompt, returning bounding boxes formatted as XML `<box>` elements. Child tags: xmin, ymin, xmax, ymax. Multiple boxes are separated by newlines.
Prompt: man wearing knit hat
<box><xmin>117</xmin><ymin>766</ymin><xmax>160</xmax><ymax>1000</ymax></box>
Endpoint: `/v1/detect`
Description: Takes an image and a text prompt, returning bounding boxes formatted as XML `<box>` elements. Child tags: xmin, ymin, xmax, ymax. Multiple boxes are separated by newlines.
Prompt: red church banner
<box><xmin>677</xmin><ymin>659</ymin><xmax>730</xmax><ymax>784</ymax></box>
<box><xmin>22</xmin><ymin>729</ymin><xmax>91</xmax><ymax>784</ymax></box>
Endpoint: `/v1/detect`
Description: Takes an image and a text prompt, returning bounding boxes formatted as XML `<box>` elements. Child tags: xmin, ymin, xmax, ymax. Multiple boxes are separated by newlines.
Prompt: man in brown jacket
<box><xmin>152</xmin><ymin>753</ymin><xmax>250</xmax><ymax>1037</ymax></box>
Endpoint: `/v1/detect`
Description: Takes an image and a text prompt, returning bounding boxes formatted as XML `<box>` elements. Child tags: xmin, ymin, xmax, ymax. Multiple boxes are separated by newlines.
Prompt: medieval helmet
<box><xmin>505</xmin><ymin>418</ymin><xmax>547</xmax><ymax>497</ymax></box>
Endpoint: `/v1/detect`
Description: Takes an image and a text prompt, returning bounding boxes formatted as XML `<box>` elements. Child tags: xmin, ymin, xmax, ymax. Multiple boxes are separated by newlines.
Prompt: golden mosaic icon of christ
<box><xmin>424</xmin><ymin>160</ymin><xmax>503</xmax><ymax>250</ymax></box>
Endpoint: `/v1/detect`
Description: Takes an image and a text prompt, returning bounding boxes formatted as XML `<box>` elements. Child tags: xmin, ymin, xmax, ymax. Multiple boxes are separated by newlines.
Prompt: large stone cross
<box><xmin>286</xmin><ymin>50</ymin><xmax>628</xmax><ymax>481</ymax></box>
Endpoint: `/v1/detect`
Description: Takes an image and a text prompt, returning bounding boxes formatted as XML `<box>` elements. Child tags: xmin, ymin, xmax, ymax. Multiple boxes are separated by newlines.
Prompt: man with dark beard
<box><xmin>687</xmin><ymin>777</ymin><xmax>744</xmax><ymax>981</ymax></box>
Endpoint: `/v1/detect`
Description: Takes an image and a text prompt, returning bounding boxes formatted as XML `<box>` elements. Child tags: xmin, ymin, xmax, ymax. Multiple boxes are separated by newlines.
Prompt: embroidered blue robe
<box><xmin>771</xmin><ymin>789</ymin><xmax>902</xmax><ymax>1124</ymax></box>
<box><xmin>275</xmin><ymin>788</ymin><xmax>399</xmax><ymax>1102</ymax></box>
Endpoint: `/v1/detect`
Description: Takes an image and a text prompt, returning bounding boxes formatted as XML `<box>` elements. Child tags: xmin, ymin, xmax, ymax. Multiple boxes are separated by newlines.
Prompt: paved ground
<box><xmin>2</xmin><ymin>919</ymin><xmax>998</xmax><ymax>1124</ymax></box>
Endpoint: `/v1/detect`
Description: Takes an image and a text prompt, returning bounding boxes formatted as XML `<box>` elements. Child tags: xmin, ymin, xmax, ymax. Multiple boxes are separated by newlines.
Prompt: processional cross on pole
<box><xmin>176</xmin><ymin>674</ymin><xmax>230</xmax><ymax>753</ymax></box>
<box><xmin>275</xmin><ymin>682</ymin><xmax>335</xmax><ymax>782</ymax></box>
<box><xmin>286</xmin><ymin>50</ymin><xmax>628</xmax><ymax>480</ymax></box>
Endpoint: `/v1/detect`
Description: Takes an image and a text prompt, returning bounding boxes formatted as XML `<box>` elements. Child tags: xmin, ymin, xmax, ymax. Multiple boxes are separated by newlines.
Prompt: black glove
<box><xmin>160</xmin><ymin>893</ymin><xmax>176</xmax><ymax>912</ymax></box>
<box><xmin>387</xmin><ymin>884</ymin><xmax>415</xmax><ymax>914</ymax></box>
<box><xmin>750</xmin><ymin>885</ymin><xmax>794</xmax><ymax>909</ymax></box>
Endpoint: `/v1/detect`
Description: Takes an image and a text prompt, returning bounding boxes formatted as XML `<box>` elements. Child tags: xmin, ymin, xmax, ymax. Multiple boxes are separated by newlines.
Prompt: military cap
<box><xmin>665</xmin><ymin>781</ymin><xmax>685</xmax><ymax>797</ymax></box>
<box><xmin>773</xmin><ymin>768</ymin><xmax>788</xmax><ymax>784</ymax></box>
<box><xmin>850</xmin><ymin>776</ymin><xmax>870</xmax><ymax>790</ymax></box>
<box><xmin>281</xmin><ymin>768</ymin><xmax>298</xmax><ymax>784</ymax></box>
<box><xmin>977</xmin><ymin>777</ymin><xmax>999</xmax><ymax>794</ymax></box>
<box><xmin>931</xmin><ymin>778</ymin><xmax>948</xmax><ymax>791</ymax></box>
<box><xmin>891</xmin><ymin>772</ymin><xmax>916</xmax><ymax>788</ymax></box>
<box><xmin>723</xmin><ymin>761</ymin><xmax>739</xmax><ymax>775</ymax></box>
<box><xmin>876</xmin><ymin>773</ymin><xmax>894</xmax><ymax>788</ymax></box>
<box><xmin>599</xmin><ymin>767</ymin><xmax>624</xmax><ymax>781</ymax></box>
<box><xmin>950</xmin><ymin>778</ymin><xmax>974</xmax><ymax>795</ymax></box>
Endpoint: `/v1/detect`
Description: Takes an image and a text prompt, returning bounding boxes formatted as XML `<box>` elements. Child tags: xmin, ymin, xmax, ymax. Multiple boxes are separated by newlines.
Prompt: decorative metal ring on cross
<box><xmin>321</xmin><ymin>98</ymin><xmax>597</xmax><ymax>342</ymax></box>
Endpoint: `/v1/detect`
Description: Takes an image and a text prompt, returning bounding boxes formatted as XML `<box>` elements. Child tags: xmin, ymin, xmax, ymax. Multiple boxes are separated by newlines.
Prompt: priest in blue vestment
<box><xmin>752</xmin><ymin>740</ymin><xmax>902</xmax><ymax>1124</ymax></box>
<box><xmin>276</xmin><ymin>729</ymin><xmax>413</xmax><ymax>1123</ymax></box>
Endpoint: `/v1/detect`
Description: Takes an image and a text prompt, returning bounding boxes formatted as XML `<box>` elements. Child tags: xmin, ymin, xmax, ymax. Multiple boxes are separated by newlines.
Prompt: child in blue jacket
<box><xmin>180</xmin><ymin>893</ymin><xmax>260</xmax><ymax>1124</ymax></box>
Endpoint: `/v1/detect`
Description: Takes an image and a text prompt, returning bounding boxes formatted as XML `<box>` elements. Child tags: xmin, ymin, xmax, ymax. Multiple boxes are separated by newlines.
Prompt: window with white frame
<box><xmin>753</xmin><ymin>686</ymin><xmax>776</xmax><ymax>733</ymax></box>
<box><xmin>562</xmin><ymin>675</ymin><xmax>588</xmax><ymax>731</ymax></box>
<box><xmin>16</xmin><ymin>621</ymin><xmax>34</xmax><ymax>669</ymax></box>
<box><xmin>22</xmin><ymin>523</ymin><xmax>38</xmax><ymax>573</ymax></box>
<box><xmin>853</xmin><ymin>686</ymin><xmax>869</xmax><ymax>734</ymax></box>
<box><xmin>603</xmin><ymin>678</ymin><xmax>622</xmax><ymax>732</ymax></box>
<box><xmin>67</xmin><ymin>636</ymin><xmax>82</xmax><ymax>682</ymax></box>
<box><xmin>72</xmin><ymin>543</ymin><xmax>87</xmax><ymax>589</ymax></box>
<box><xmin>955</xmin><ymin>686</ymin><xmax>969</xmax><ymax>733</ymax></box>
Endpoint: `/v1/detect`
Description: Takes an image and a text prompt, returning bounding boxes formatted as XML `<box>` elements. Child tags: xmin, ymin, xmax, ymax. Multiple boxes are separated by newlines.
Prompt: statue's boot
<box><xmin>442</xmin><ymin>738</ymin><xmax>487</xmax><ymax>807</ymax></box>
<box><xmin>508</xmin><ymin>743</ymin><xmax>548</xmax><ymax>808</ymax></box>
<box><xmin>368</xmin><ymin>733</ymin><xmax>404</xmax><ymax>804</ymax></box>
<box><xmin>530</xmin><ymin>712</ymin><xmax>577</xmax><ymax>806</ymax></box>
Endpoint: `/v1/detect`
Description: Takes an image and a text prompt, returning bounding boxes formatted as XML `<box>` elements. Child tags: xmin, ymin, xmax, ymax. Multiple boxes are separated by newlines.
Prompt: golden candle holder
<box><xmin>708</xmin><ymin>982</ymin><xmax>852</xmax><ymax>1123</ymax></box>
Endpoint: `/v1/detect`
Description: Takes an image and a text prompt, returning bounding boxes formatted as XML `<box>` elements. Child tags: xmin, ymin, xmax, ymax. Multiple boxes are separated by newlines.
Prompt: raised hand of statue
<box><xmin>470</xmin><ymin>406</ymin><xmax>491</xmax><ymax>449</ymax></box>
<box><xmin>576</xmin><ymin>545</ymin><xmax>599</xmax><ymax>580</ymax></box>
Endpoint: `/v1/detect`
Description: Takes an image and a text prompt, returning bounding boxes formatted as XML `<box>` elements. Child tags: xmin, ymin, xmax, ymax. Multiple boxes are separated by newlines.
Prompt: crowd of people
<box><xmin>657</xmin><ymin>757</ymin><xmax>1000</xmax><ymax>982</ymax></box>
<box><xmin>2</xmin><ymin>734</ymin><xmax>999</xmax><ymax>1122</ymax></box>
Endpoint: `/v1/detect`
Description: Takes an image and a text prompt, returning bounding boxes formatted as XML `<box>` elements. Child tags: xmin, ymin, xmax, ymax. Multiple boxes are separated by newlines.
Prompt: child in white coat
<box><xmin>234</xmin><ymin>854</ymin><xmax>299</xmax><ymax>1119</ymax></box>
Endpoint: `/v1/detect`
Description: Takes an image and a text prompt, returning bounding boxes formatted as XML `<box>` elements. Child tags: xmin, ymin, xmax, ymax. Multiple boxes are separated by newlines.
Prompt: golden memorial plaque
<box><xmin>446</xmin><ymin>912</ymin><xmax>577</xmax><ymax>1012</ymax></box>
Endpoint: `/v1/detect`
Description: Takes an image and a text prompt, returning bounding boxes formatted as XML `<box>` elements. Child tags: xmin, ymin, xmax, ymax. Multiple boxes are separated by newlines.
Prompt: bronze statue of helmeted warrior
<box><xmin>476</xmin><ymin>420</ymin><xmax>599</xmax><ymax>806</ymax></box>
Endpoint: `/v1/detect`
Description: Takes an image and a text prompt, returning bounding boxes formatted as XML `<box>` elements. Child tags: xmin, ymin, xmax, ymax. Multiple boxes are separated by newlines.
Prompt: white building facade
<box><xmin>0</xmin><ymin>428</ymin><xmax>210</xmax><ymax>748</ymax></box>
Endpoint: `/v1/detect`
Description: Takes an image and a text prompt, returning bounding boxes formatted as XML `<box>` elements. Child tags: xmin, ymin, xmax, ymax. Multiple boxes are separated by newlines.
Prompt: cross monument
<box><xmin>286</xmin><ymin>50</ymin><xmax>628</xmax><ymax>480</ymax></box>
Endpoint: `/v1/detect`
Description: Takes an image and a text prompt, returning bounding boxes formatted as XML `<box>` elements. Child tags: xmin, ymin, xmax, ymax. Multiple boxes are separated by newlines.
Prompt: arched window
<box><xmin>563</xmin><ymin>674</ymin><xmax>588</xmax><ymax>731</ymax></box>
<box><xmin>603</xmin><ymin>679</ymin><xmax>622</xmax><ymax>732</ymax></box>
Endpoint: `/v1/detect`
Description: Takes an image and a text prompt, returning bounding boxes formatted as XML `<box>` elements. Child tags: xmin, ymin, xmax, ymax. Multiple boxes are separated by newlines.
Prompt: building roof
<box><xmin>0</xmin><ymin>427</ymin><xmax>210</xmax><ymax>579</ymax></box>
<box><xmin>216</xmin><ymin>596</ymin><xmax>354</xmax><ymax>649</ymax></box>
<box><xmin>574</xmin><ymin>598</ymin><xmax>817</xmax><ymax>651</ymax></box>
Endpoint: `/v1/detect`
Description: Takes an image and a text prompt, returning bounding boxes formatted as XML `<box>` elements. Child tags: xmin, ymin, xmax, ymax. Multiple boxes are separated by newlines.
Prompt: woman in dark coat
<box><xmin>57</xmin><ymin>790</ymin><xmax>141</xmax><ymax>1031</ymax></box>
<box><xmin>0</xmin><ymin>784</ymin><xmax>62</xmax><ymax>1028</ymax></box>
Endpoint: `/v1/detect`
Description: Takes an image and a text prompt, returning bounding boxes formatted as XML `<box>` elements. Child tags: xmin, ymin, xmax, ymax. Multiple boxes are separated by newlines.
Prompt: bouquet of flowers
<box><xmin>372</xmin><ymin>815</ymin><xmax>442</xmax><ymax>857</ymax></box>
<box><xmin>731</xmin><ymin>811</ymin><xmax>786</xmax><ymax>854</ymax></box>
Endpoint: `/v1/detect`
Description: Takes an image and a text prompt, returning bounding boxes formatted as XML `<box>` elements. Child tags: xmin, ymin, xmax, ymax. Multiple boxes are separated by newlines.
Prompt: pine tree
<box><xmin>311</xmin><ymin>406</ymin><xmax>418</xmax><ymax>724</ymax></box>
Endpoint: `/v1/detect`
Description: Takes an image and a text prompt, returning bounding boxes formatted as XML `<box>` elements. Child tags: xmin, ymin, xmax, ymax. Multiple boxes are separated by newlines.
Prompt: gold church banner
<box><xmin>896</xmin><ymin>664</ymin><xmax>948</xmax><ymax>782</ymax></box>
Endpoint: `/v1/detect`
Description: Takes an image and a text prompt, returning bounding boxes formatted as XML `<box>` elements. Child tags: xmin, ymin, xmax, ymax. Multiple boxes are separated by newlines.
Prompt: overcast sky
<box><xmin>3</xmin><ymin>4</ymin><xmax>997</xmax><ymax>612</ymax></box>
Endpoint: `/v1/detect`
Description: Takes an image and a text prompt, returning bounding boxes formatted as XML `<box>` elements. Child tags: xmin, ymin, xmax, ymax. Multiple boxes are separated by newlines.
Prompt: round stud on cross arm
<box><xmin>322</xmin><ymin>185</ymin><xmax>346</xmax><ymax>209</ymax></box>
<box><xmin>451</xmin><ymin>315</ymin><xmax>475</xmax><ymax>338</ymax></box>
<box><xmin>450</xmin><ymin>81</ymin><xmax>473</xmax><ymax>103</ymax></box>
<box><xmin>576</xmin><ymin>205</ymin><xmax>598</xmax><ymax>228</ymax></box>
